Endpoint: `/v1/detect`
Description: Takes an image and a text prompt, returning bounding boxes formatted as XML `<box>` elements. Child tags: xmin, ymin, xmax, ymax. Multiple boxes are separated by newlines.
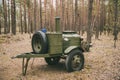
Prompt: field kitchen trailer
<box><xmin>12</xmin><ymin>17</ymin><xmax>90</xmax><ymax>76</ymax></box>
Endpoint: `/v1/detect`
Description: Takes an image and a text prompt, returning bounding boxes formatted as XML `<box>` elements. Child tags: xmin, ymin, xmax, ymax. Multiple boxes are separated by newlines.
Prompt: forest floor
<box><xmin>0</xmin><ymin>33</ymin><xmax>120</xmax><ymax>80</ymax></box>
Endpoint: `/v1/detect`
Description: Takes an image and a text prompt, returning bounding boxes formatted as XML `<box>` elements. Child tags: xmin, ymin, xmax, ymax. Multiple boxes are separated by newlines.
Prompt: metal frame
<box><xmin>22</xmin><ymin>58</ymin><xmax>30</xmax><ymax>76</ymax></box>
<box><xmin>12</xmin><ymin>52</ymin><xmax>62</xmax><ymax>76</ymax></box>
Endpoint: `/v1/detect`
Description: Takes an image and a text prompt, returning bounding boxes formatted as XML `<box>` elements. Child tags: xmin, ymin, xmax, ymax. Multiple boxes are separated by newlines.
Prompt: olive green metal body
<box><xmin>13</xmin><ymin>31</ymin><xmax>84</xmax><ymax>58</ymax></box>
<box><xmin>46</xmin><ymin>32</ymin><xmax>62</xmax><ymax>55</ymax></box>
<box><xmin>45</xmin><ymin>31</ymin><xmax>83</xmax><ymax>56</ymax></box>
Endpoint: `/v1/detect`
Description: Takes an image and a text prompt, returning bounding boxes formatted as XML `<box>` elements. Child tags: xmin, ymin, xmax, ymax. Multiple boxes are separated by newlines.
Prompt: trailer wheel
<box><xmin>65</xmin><ymin>49</ymin><xmax>84</xmax><ymax>72</ymax></box>
<box><xmin>32</xmin><ymin>31</ymin><xmax>48</xmax><ymax>54</ymax></box>
<box><xmin>45</xmin><ymin>57</ymin><xmax>60</xmax><ymax>65</ymax></box>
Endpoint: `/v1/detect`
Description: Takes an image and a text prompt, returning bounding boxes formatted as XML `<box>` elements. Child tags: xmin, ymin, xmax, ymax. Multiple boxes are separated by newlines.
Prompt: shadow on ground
<box><xmin>27</xmin><ymin>61</ymin><xmax>66</xmax><ymax>76</ymax></box>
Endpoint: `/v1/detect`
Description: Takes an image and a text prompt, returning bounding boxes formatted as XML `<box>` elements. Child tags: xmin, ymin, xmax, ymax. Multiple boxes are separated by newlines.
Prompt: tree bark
<box><xmin>44</xmin><ymin>0</ymin><xmax>47</xmax><ymax>27</ymax></box>
<box><xmin>87</xmin><ymin>0</ymin><xmax>93</xmax><ymax>43</ymax></box>
<box><xmin>11</xmin><ymin>0</ymin><xmax>16</xmax><ymax>35</ymax></box>
<box><xmin>61</xmin><ymin>0</ymin><xmax>65</xmax><ymax>30</ymax></box>
<box><xmin>113</xmin><ymin>0</ymin><xmax>118</xmax><ymax>48</ymax></box>
<box><xmin>40</xmin><ymin>0</ymin><xmax>42</xmax><ymax>29</ymax></box>
<box><xmin>95</xmin><ymin>0</ymin><xmax>100</xmax><ymax>39</ymax></box>
<box><xmin>7</xmin><ymin>0</ymin><xmax>10</xmax><ymax>33</ymax></box>
<box><xmin>0</xmin><ymin>12</ymin><xmax>1</xmax><ymax>34</ymax></box>
<box><xmin>71</xmin><ymin>0</ymin><xmax>74</xmax><ymax>31</ymax></box>
<box><xmin>100</xmin><ymin>0</ymin><xmax>106</xmax><ymax>35</ymax></box>
<box><xmin>0</xmin><ymin>19</ymin><xmax>1</xmax><ymax>34</ymax></box>
<box><xmin>50</xmin><ymin>0</ymin><xmax>54</xmax><ymax>31</ymax></box>
<box><xmin>24</xmin><ymin>0</ymin><xmax>27</xmax><ymax>33</ymax></box>
<box><xmin>34</xmin><ymin>0</ymin><xmax>37</xmax><ymax>31</ymax></box>
<box><xmin>75</xmin><ymin>0</ymin><xmax>78</xmax><ymax>31</ymax></box>
<box><xmin>27</xmin><ymin>0</ymin><xmax>31</xmax><ymax>33</ymax></box>
<box><xmin>20</xmin><ymin>0</ymin><xmax>23</xmax><ymax>34</ymax></box>
<box><xmin>2</xmin><ymin>0</ymin><xmax>8</xmax><ymax>34</ymax></box>
<box><xmin>113</xmin><ymin>0</ymin><xmax>118</xmax><ymax>34</ymax></box>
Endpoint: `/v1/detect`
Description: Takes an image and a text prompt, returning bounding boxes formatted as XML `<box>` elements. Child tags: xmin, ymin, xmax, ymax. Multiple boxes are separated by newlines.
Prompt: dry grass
<box><xmin>0</xmin><ymin>33</ymin><xmax>120</xmax><ymax>80</ymax></box>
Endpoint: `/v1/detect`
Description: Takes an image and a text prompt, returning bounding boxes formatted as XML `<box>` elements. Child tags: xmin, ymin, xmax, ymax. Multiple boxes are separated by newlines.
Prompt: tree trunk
<box><xmin>2</xmin><ymin>0</ymin><xmax>8</xmax><ymax>34</ymax></box>
<box><xmin>113</xmin><ymin>0</ymin><xmax>118</xmax><ymax>48</ymax></box>
<box><xmin>34</xmin><ymin>0</ymin><xmax>37</xmax><ymax>31</ymax></box>
<box><xmin>20</xmin><ymin>0</ymin><xmax>23</xmax><ymax>34</ymax></box>
<box><xmin>0</xmin><ymin>19</ymin><xmax>1</xmax><ymax>34</ymax></box>
<box><xmin>75</xmin><ymin>0</ymin><xmax>78</xmax><ymax>31</ymax></box>
<box><xmin>100</xmin><ymin>0</ymin><xmax>105</xmax><ymax>35</ymax></box>
<box><xmin>81</xmin><ymin>0</ymin><xmax>84</xmax><ymax>35</ymax></box>
<box><xmin>69</xmin><ymin>0</ymin><xmax>73</xmax><ymax>30</ymax></box>
<box><xmin>27</xmin><ymin>0</ymin><xmax>31</xmax><ymax>33</ymax></box>
<box><xmin>50</xmin><ymin>0</ymin><xmax>54</xmax><ymax>31</ymax></box>
<box><xmin>24</xmin><ymin>0</ymin><xmax>27</xmax><ymax>33</ymax></box>
<box><xmin>11</xmin><ymin>0</ymin><xmax>16</xmax><ymax>35</ymax></box>
<box><xmin>0</xmin><ymin>13</ymin><xmax>1</xmax><ymax>34</ymax></box>
<box><xmin>56</xmin><ymin>0</ymin><xmax>58</xmax><ymax>16</ymax></box>
<box><xmin>40</xmin><ymin>0</ymin><xmax>42</xmax><ymax>29</ymax></box>
<box><xmin>87</xmin><ymin>0</ymin><xmax>93</xmax><ymax>43</ymax></box>
<box><xmin>30</xmin><ymin>3</ymin><xmax>34</xmax><ymax>33</ymax></box>
<box><xmin>71</xmin><ymin>0</ymin><xmax>74</xmax><ymax>31</ymax></box>
<box><xmin>44</xmin><ymin>0</ymin><xmax>47</xmax><ymax>27</ymax></box>
<box><xmin>7</xmin><ymin>0</ymin><xmax>10</xmax><ymax>33</ymax></box>
<box><xmin>0</xmin><ymin>6</ymin><xmax>2</xmax><ymax>34</ymax></box>
<box><xmin>66</xmin><ymin>1</ymin><xmax>69</xmax><ymax>30</ymax></box>
<box><xmin>61</xmin><ymin>0</ymin><xmax>65</xmax><ymax>30</ymax></box>
<box><xmin>95</xmin><ymin>0</ymin><xmax>100</xmax><ymax>39</ymax></box>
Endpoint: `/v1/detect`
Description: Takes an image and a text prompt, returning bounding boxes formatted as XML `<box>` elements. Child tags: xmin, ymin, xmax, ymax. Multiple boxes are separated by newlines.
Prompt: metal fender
<box><xmin>64</xmin><ymin>46</ymin><xmax>79</xmax><ymax>54</ymax></box>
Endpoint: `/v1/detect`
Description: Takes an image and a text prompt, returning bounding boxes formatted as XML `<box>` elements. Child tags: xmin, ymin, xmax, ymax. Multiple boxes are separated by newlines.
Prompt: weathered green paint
<box><xmin>13</xmin><ymin>31</ymin><xmax>87</xmax><ymax>58</ymax></box>
<box><xmin>63</xmin><ymin>31</ymin><xmax>81</xmax><ymax>52</ymax></box>
<box><xmin>13</xmin><ymin>31</ymin><xmax>83</xmax><ymax>59</ymax></box>
<box><xmin>22</xmin><ymin>58</ymin><xmax>30</xmax><ymax>76</ymax></box>
<box><xmin>47</xmin><ymin>33</ymin><xmax>63</xmax><ymax>55</ymax></box>
<box><xmin>12</xmin><ymin>52</ymin><xmax>62</xmax><ymax>58</ymax></box>
<box><xmin>64</xmin><ymin>46</ymin><xmax>79</xmax><ymax>54</ymax></box>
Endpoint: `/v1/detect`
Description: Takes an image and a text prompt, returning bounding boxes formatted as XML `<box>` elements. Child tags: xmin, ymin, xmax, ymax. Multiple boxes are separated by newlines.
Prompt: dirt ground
<box><xmin>0</xmin><ymin>33</ymin><xmax>120</xmax><ymax>80</ymax></box>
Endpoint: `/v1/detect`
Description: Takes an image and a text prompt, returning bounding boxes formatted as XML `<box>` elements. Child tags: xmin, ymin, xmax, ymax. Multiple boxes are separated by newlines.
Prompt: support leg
<box><xmin>22</xmin><ymin>58</ymin><xmax>30</xmax><ymax>76</ymax></box>
<box><xmin>22</xmin><ymin>58</ymin><xmax>25</xmax><ymax>75</ymax></box>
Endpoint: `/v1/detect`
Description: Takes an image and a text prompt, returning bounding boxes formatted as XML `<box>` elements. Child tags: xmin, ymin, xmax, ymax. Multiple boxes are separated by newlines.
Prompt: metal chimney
<box><xmin>55</xmin><ymin>17</ymin><xmax>61</xmax><ymax>32</ymax></box>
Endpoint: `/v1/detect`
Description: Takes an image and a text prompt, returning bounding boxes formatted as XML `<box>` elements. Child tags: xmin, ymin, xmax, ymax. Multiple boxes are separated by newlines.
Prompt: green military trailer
<box><xmin>12</xmin><ymin>17</ymin><xmax>90</xmax><ymax>76</ymax></box>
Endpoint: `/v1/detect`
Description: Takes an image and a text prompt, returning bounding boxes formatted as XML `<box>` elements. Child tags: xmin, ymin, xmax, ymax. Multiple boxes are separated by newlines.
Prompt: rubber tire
<box><xmin>32</xmin><ymin>31</ymin><xmax>48</xmax><ymax>54</ymax></box>
<box><xmin>65</xmin><ymin>49</ymin><xmax>84</xmax><ymax>72</ymax></box>
<box><xmin>45</xmin><ymin>57</ymin><xmax>60</xmax><ymax>65</ymax></box>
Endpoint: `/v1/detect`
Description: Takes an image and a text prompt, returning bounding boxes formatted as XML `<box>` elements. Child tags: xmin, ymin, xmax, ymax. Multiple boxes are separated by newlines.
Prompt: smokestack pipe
<box><xmin>55</xmin><ymin>17</ymin><xmax>61</xmax><ymax>32</ymax></box>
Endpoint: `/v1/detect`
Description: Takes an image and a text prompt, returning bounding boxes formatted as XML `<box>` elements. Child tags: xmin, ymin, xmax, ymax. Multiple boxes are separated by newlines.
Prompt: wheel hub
<box><xmin>72</xmin><ymin>55</ymin><xmax>81</xmax><ymax>70</ymax></box>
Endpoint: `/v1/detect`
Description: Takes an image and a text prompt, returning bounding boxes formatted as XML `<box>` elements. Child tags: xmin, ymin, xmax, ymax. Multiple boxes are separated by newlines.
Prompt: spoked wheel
<box><xmin>45</xmin><ymin>57</ymin><xmax>60</xmax><ymax>65</ymax></box>
<box><xmin>65</xmin><ymin>49</ymin><xmax>84</xmax><ymax>72</ymax></box>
